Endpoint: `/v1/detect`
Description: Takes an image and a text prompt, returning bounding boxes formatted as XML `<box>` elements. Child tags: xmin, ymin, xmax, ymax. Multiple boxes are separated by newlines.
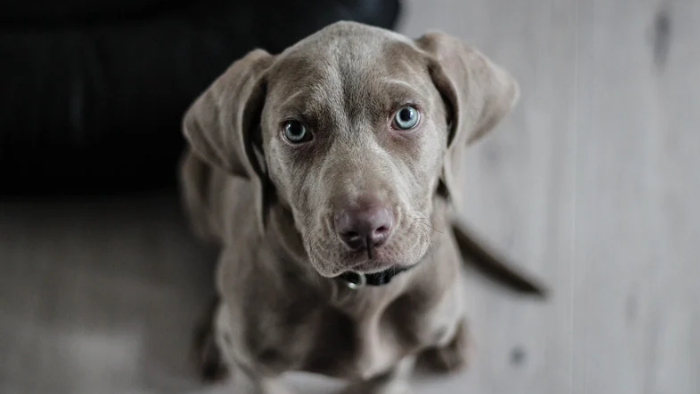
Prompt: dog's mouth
<box><xmin>348</xmin><ymin>259</ymin><xmax>399</xmax><ymax>274</ymax></box>
<box><xmin>342</xmin><ymin>243</ymin><xmax>419</xmax><ymax>272</ymax></box>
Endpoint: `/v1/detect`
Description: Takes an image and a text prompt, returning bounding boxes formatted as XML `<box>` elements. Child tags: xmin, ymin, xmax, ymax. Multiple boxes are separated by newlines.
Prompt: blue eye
<box><xmin>283</xmin><ymin>120</ymin><xmax>311</xmax><ymax>143</ymax></box>
<box><xmin>392</xmin><ymin>106</ymin><xmax>420</xmax><ymax>130</ymax></box>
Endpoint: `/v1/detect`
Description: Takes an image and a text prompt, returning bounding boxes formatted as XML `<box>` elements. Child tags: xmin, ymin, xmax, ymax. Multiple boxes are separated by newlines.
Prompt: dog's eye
<box><xmin>282</xmin><ymin>120</ymin><xmax>311</xmax><ymax>144</ymax></box>
<box><xmin>392</xmin><ymin>106</ymin><xmax>420</xmax><ymax>130</ymax></box>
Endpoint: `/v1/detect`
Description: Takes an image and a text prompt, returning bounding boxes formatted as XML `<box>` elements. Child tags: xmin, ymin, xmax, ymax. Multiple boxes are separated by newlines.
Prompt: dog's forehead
<box><xmin>283</xmin><ymin>20</ymin><xmax>413</xmax><ymax>60</ymax></box>
<box><xmin>273</xmin><ymin>24</ymin><xmax>419</xmax><ymax>83</ymax></box>
<box><xmin>266</xmin><ymin>23</ymin><xmax>427</xmax><ymax>114</ymax></box>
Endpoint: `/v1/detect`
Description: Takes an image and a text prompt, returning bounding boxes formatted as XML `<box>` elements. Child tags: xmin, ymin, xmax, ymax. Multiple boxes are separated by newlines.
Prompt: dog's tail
<box><xmin>451</xmin><ymin>218</ymin><xmax>548</xmax><ymax>298</ymax></box>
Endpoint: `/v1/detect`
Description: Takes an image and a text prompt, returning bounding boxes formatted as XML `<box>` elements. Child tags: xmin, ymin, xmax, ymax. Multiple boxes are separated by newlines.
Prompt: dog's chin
<box><xmin>349</xmin><ymin>259</ymin><xmax>417</xmax><ymax>274</ymax></box>
<box><xmin>308</xmin><ymin>245</ymin><xmax>428</xmax><ymax>278</ymax></box>
<box><xmin>310</xmin><ymin>258</ymin><xmax>416</xmax><ymax>278</ymax></box>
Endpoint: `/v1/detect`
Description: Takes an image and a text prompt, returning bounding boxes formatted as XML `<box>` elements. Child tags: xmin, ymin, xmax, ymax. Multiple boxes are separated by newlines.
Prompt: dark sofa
<box><xmin>0</xmin><ymin>0</ymin><xmax>401</xmax><ymax>195</ymax></box>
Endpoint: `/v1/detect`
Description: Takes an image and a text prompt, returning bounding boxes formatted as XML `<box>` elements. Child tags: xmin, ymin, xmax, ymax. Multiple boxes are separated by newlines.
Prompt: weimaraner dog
<box><xmin>180</xmin><ymin>21</ymin><xmax>546</xmax><ymax>394</ymax></box>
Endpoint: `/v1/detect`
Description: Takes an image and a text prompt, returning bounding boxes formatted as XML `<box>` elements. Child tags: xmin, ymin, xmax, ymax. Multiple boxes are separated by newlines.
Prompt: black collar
<box><xmin>337</xmin><ymin>264</ymin><xmax>416</xmax><ymax>289</ymax></box>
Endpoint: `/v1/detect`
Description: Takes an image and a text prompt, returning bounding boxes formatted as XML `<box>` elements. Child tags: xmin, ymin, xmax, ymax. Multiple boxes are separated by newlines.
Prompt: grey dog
<box><xmin>180</xmin><ymin>21</ymin><xmax>545</xmax><ymax>394</ymax></box>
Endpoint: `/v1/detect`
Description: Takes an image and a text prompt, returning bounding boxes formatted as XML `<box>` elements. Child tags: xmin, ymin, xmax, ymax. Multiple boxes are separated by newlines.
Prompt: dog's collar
<box><xmin>337</xmin><ymin>264</ymin><xmax>416</xmax><ymax>289</ymax></box>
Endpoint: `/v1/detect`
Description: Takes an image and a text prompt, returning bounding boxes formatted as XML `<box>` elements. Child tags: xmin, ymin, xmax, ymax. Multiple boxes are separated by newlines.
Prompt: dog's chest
<box><xmin>296</xmin><ymin>280</ymin><xmax>462</xmax><ymax>379</ymax></box>
<box><xmin>228</xmin><ymin>234</ymin><xmax>465</xmax><ymax>380</ymax></box>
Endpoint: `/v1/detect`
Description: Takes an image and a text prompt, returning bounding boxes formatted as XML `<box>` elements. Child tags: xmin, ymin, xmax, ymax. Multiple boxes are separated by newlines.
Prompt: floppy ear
<box><xmin>182</xmin><ymin>49</ymin><xmax>275</xmax><ymax>233</ymax></box>
<box><xmin>415</xmin><ymin>32</ymin><xmax>520</xmax><ymax>207</ymax></box>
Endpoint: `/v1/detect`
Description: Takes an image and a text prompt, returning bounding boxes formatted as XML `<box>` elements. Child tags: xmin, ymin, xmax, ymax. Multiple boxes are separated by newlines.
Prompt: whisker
<box><xmin>415</xmin><ymin>219</ymin><xmax>442</xmax><ymax>236</ymax></box>
<box><xmin>408</xmin><ymin>213</ymin><xmax>443</xmax><ymax>235</ymax></box>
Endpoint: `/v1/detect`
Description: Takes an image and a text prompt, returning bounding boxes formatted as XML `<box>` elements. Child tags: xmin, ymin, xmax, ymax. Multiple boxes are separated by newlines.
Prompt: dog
<box><xmin>180</xmin><ymin>21</ymin><xmax>545</xmax><ymax>394</ymax></box>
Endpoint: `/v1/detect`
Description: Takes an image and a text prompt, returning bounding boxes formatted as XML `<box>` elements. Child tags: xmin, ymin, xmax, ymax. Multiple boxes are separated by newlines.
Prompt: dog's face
<box><xmin>261</xmin><ymin>31</ymin><xmax>447</xmax><ymax>277</ymax></box>
<box><xmin>183</xmin><ymin>22</ymin><xmax>519</xmax><ymax>278</ymax></box>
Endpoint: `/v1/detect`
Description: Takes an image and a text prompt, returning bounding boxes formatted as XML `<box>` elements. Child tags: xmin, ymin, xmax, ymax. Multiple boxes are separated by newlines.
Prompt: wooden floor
<box><xmin>1</xmin><ymin>1</ymin><xmax>698</xmax><ymax>393</ymax></box>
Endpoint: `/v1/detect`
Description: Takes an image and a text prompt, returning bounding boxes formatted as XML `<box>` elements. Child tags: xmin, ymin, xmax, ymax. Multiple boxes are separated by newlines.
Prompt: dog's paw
<box><xmin>419</xmin><ymin>320</ymin><xmax>469</xmax><ymax>373</ymax></box>
<box><xmin>254</xmin><ymin>382</ymin><xmax>297</xmax><ymax>394</ymax></box>
<box><xmin>192</xmin><ymin>300</ymin><xmax>230</xmax><ymax>383</ymax></box>
<box><xmin>340</xmin><ymin>383</ymin><xmax>413</xmax><ymax>394</ymax></box>
<box><xmin>419</xmin><ymin>346</ymin><xmax>465</xmax><ymax>373</ymax></box>
<box><xmin>197</xmin><ymin>334</ymin><xmax>230</xmax><ymax>382</ymax></box>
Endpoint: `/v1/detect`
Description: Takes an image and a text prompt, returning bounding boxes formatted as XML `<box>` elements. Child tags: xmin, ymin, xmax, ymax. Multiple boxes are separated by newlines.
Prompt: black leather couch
<box><xmin>0</xmin><ymin>0</ymin><xmax>401</xmax><ymax>195</ymax></box>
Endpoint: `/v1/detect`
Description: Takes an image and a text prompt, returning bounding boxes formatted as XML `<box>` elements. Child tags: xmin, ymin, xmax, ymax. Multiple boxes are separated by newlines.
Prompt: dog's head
<box><xmin>183</xmin><ymin>22</ymin><xmax>518</xmax><ymax>278</ymax></box>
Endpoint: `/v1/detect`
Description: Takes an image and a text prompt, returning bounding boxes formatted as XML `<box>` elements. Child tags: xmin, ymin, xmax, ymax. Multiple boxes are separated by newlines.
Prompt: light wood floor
<box><xmin>2</xmin><ymin>1</ymin><xmax>698</xmax><ymax>393</ymax></box>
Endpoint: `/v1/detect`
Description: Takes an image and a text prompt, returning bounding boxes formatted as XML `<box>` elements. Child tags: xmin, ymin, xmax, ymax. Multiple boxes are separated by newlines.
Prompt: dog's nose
<box><xmin>334</xmin><ymin>201</ymin><xmax>394</xmax><ymax>251</ymax></box>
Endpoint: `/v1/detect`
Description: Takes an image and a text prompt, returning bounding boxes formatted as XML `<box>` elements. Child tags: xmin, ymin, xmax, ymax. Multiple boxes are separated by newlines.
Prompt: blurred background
<box><xmin>1</xmin><ymin>0</ymin><xmax>698</xmax><ymax>393</ymax></box>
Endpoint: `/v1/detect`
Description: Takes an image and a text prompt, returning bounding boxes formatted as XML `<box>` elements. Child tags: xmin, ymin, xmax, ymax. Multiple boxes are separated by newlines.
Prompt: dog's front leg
<box><xmin>418</xmin><ymin>318</ymin><xmax>469</xmax><ymax>373</ymax></box>
<box><xmin>216</xmin><ymin>306</ymin><xmax>294</xmax><ymax>394</ymax></box>
<box><xmin>340</xmin><ymin>356</ymin><xmax>416</xmax><ymax>394</ymax></box>
<box><xmin>196</xmin><ymin>301</ymin><xmax>294</xmax><ymax>394</ymax></box>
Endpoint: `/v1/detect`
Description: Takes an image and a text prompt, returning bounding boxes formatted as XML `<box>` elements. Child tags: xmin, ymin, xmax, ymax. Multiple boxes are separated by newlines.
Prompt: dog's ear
<box><xmin>415</xmin><ymin>32</ymin><xmax>519</xmax><ymax>206</ymax></box>
<box><xmin>183</xmin><ymin>49</ymin><xmax>275</xmax><ymax>233</ymax></box>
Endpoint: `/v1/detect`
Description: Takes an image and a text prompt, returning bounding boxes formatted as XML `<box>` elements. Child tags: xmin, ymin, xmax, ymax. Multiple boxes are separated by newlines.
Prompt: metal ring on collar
<box><xmin>340</xmin><ymin>271</ymin><xmax>366</xmax><ymax>289</ymax></box>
